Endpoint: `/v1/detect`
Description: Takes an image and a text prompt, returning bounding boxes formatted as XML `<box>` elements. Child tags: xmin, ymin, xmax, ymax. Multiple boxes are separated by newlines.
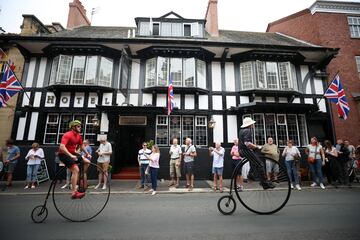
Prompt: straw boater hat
<box><xmin>241</xmin><ymin>117</ymin><xmax>256</xmax><ymax>128</ymax></box>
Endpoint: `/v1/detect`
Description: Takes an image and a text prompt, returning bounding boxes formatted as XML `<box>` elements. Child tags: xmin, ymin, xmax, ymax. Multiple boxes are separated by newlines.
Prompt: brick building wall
<box><xmin>0</xmin><ymin>48</ymin><xmax>24</xmax><ymax>147</ymax></box>
<box><xmin>267</xmin><ymin>10</ymin><xmax>360</xmax><ymax>145</ymax></box>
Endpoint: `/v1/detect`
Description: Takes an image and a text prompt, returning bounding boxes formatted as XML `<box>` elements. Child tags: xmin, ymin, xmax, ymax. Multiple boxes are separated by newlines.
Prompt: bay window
<box><xmin>240</xmin><ymin>61</ymin><xmax>298</xmax><ymax>91</ymax></box>
<box><xmin>146</xmin><ymin>57</ymin><xmax>207</xmax><ymax>88</ymax></box>
<box><xmin>49</xmin><ymin>55</ymin><xmax>113</xmax><ymax>87</ymax></box>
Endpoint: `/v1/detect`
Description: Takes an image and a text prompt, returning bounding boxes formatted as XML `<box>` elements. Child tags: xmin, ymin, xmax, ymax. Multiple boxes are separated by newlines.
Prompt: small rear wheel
<box><xmin>217</xmin><ymin>195</ymin><xmax>236</xmax><ymax>215</ymax></box>
<box><xmin>31</xmin><ymin>205</ymin><xmax>48</xmax><ymax>223</ymax></box>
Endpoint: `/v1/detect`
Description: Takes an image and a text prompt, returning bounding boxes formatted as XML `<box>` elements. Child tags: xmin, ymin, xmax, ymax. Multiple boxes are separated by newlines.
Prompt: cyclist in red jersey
<box><xmin>58</xmin><ymin>120</ymin><xmax>91</xmax><ymax>199</ymax></box>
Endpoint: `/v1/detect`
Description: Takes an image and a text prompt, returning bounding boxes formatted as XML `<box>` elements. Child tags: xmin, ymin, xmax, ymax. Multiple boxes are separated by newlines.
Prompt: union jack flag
<box><xmin>0</xmin><ymin>63</ymin><xmax>23</xmax><ymax>107</ymax></box>
<box><xmin>324</xmin><ymin>74</ymin><xmax>350</xmax><ymax>120</ymax></box>
<box><xmin>167</xmin><ymin>74</ymin><xmax>175</xmax><ymax>115</ymax></box>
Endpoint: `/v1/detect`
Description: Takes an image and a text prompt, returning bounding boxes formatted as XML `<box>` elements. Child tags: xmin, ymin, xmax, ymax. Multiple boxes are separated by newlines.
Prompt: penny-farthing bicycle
<box><xmin>217</xmin><ymin>149</ymin><xmax>291</xmax><ymax>215</ymax></box>
<box><xmin>31</xmin><ymin>159</ymin><xmax>110</xmax><ymax>223</ymax></box>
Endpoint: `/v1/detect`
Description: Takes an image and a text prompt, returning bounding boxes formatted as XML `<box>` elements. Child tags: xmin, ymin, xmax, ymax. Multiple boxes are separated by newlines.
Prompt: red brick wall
<box><xmin>268</xmin><ymin>11</ymin><xmax>360</xmax><ymax>145</ymax></box>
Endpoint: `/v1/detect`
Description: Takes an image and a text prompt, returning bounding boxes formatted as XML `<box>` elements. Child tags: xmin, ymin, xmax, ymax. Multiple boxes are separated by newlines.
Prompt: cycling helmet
<box><xmin>69</xmin><ymin>120</ymin><xmax>82</xmax><ymax>129</ymax></box>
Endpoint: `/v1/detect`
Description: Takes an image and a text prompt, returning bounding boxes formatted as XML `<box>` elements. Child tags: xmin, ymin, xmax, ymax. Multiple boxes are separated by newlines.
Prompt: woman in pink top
<box><xmin>145</xmin><ymin>145</ymin><xmax>160</xmax><ymax>195</ymax></box>
<box><xmin>230</xmin><ymin>138</ymin><xmax>249</xmax><ymax>192</ymax></box>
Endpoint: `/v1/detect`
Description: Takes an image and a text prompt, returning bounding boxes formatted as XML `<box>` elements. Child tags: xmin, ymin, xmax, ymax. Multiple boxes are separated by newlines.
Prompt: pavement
<box><xmin>0</xmin><ymin>178</ymin><xmax>359</xmax><ymax>195</ymax></box>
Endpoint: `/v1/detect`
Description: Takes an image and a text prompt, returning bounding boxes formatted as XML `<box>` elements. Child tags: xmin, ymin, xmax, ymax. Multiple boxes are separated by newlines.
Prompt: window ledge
<box><xmin>46</xmin><ymin>84</ymin><xmax>114</xmax><ymax>92</ymax></box>
<box><xmin>239</xmin><ymin>89</ymin><xmax>301</xmax><ymax>98</ymax></box>
<box><xmin>142</xmin><ymin>86</ymin><xmax>209</xmax><ymax>94</ymax></box>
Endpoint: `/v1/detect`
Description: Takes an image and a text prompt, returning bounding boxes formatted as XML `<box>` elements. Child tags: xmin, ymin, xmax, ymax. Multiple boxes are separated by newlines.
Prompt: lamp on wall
<box><xmin>92</xmin><ymin>114</ymin><xmax>100</xmax><ymax>128</ymax></box>
<box><xmin>208</xmin><ymin>116</ymin><xmax>216</xmax><ymax>129</ymax></box>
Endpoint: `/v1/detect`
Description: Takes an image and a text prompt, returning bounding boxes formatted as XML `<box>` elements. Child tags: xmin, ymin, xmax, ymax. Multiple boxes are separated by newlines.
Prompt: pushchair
<box><xmin>349</xmin><ymin>158</ymin><xmax>360</xmax><ymax>183</ymax></box>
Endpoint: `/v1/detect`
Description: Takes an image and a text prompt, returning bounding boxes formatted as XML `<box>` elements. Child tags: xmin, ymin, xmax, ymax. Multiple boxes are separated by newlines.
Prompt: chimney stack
<box><xmin>67</xmin><ymin>0</ymin><xmax>91</xmax><ymax>29</ymax></box>
<box><xmin>205</xmin><ymin>0</ymin><xmax>219</xmax><ymax>37</ymax></box>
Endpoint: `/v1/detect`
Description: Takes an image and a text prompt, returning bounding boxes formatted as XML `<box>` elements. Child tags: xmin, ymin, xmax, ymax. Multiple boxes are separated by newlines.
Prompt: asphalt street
<box><xmin>0</xmin><ymin>188</ymin><xmax>359</xmax><ymax>240</ymax></box>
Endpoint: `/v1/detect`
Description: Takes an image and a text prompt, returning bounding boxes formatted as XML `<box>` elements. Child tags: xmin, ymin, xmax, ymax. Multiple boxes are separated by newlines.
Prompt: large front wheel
<box><xmin>235</xmin><ymin>158</ymin><xmax>291</xmax><ymax>214</ymax></box>
<box><xmin>52</xmin><ymin>162</ymin><xmax>110</xmax><ymax>222</ymax></box>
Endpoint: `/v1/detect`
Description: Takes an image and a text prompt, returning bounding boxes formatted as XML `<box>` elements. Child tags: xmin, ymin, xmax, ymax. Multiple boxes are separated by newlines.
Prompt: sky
<box><xmin>0</xmin><ymin>0</ymin><xmax>358</xmax><ymax>33</ymax></box>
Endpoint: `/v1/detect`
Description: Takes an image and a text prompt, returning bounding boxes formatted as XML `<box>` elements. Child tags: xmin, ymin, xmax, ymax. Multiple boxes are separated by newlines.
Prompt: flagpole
<box><xmin>0</xmin><ymin>48</ymin><xmax>31</xmax><ymax>103</ymax></box>
<box><xmin>316</xmin><ymin>70</ymin><xmax>340</xmax><ymax>106</ymax></box>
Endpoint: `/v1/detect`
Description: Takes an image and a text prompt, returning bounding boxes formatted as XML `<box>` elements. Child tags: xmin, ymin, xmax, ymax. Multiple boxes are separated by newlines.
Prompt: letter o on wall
<box><xmin>61</xmin><ymin>97</ymin><xmax>69</xmax><ymax>104</ymax></box>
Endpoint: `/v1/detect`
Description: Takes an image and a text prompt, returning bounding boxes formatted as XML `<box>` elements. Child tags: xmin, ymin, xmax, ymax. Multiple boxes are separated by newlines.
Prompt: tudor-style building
<box><xmin>0</xmin><ymin>0</ymin><xmax>338</xmax><ymax>179</ymax></box>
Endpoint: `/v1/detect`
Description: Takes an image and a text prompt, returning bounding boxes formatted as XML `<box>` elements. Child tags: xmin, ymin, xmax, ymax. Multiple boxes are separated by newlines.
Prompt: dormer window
<box><xmin>136</xmin><ymin>12</ymin><xmax>204</xmax><ymax>38</ymax></box>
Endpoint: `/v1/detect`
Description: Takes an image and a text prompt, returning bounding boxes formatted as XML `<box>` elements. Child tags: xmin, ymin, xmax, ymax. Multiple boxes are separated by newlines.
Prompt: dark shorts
<box><xmin>59</xmin><ymin>154</ymin><xmax>79</xmax><ymax>168</ymax></box>
<box><xmin>184</xmin><ymin>161</ymin><xmax>194</xmax><ymax>175</ymax></box>
<box><xmin>6</xmin><ymin>161</ymin><xmax>18</xmax><ymax>173</ymax></box>
<box><xmin>232</xmin><ymin>159</ymin><xmax>241</xmax><ymax>169</ymax></box>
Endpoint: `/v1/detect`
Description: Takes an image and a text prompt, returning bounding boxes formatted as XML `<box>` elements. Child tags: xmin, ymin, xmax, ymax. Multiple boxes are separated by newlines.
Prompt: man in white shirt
<box><xmin>168</xmin><ymin>138</ymin><xmax>182</xmax><ymax>188</ymax></box>
<box><xmin>95</xmin><ymin>137</ymin><xmax>112</xmax><ymax>190</ymax></box>
<box><xmin>182</xmin><ymin>138</ymin><xmax>197</xmax><ymax>191</ymax></box>
<box><xmin>137</xmin><ymin>142</ymin><xmax>152</xmax><ymax>189</ymax></box>
<box><xmin>209</xmin><ymin>142</ymin><xmax>225</xmax><ymax>192</ymax></box>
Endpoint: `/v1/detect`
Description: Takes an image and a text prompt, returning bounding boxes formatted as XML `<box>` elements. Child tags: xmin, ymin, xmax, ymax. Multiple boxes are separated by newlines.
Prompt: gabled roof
<box><xmin>159</xmin><ymin>11</ymin><xmax>185</xmax><ymax>19</ymax></box>
<box><xmin>9</xmin><ymin>25</ymin><xmax>325</xmax><ymax>49</ymax></box>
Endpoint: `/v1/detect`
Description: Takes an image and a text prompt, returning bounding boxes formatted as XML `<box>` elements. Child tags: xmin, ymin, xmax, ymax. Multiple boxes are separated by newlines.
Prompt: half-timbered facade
<box><xmin>0</xmin><ymin>2</ymin><xmax>338</xmax><ymax>179</ymax></box>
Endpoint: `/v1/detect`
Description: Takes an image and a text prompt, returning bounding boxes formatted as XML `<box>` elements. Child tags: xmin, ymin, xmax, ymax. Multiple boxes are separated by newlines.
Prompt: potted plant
<box><xmin>147</xmin><ymin>140</ymin><xmax>155</xmax><ymax>149</ymax></box>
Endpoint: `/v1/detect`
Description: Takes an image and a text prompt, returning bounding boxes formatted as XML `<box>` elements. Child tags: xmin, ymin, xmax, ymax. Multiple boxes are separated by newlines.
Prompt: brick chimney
<box><xmin>67</xmin><ymin>0</ymin><xmax>91</xmax><ymax>29</ymax></box>
<box><xmin>205</xmin><ymin>0</ymin><xmax>219</xmax><ymax>37</ymax></box>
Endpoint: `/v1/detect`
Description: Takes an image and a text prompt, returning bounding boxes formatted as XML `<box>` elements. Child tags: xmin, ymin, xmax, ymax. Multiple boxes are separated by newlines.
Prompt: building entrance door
<box><xmin>114</xmin><ymin>126</ymin><xmax>145</xmax><ymax>172</ymax></box>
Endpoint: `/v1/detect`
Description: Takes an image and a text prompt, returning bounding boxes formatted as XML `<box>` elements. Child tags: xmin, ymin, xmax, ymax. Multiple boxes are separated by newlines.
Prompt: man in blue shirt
<box><xmin>4</xmin><ymin>139</ymin><xmax>20</xmax><ymax>186</ymax></box>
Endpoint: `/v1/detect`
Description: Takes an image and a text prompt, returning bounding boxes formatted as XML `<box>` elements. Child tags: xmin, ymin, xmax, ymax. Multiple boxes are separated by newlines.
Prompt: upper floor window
<box><xmin>139</xmin><ymin>21</ymin><xmax>203</xmax><ymax>38</ymax></box>
<box><xmin>356</xmin><ymin>56</ymin><xmax>360</xmax><ymax>78</ymax></box>
<box><xmin>145</xmin><ymin>57</ymin><xmax>206</xmax><ymax>88</ymax></box>
<box><xmin>240</xmin><ymin>61</ymin><xmax>297</xmax><ymax>91</ymax></box>
<box><xmin>348</xmin><ymin>16</ymin><xmax>360</xmax><ymax>38</ymax></box>
<box><xmin>49</xmin><ymin>55</ymin><xmax>113</xmax><ymax>87</ymax></box>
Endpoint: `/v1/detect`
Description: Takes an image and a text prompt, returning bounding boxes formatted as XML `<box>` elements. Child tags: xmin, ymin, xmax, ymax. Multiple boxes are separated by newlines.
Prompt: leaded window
<box><xmin>183</xmin><ymin>58</ymin><xmax>195</xmax><ymax>87</ymax></box>
<box><xmin>240</xmin><ymin>61</ymin><xmax>297</xmax><ymax>91</ymax></box>
<box><xmin>287</xmin><ymin>114</ymin><xmax>299</xmax><ymax>146</ymax></box>
<box><xmin>196</xmin><ymin>59</ymin><xmax>206</xmax><ymax>88</ymax></box>
<box><xmin>240</xmin><ymin>61</ymin><xmax>254</xmax><ymax>90</ymax></box>
<box><xmin>71</xmin><ymin>56</ymin><xmax>86</xmax><ymax>85</ymax></box>
<box><xmin>44</xmin><ymin>114</ymin><xmax>59</xmax><ymax>144</ymax></box>
<box><xmin>145</xmin><ymin>57</ymin><xmax>206</xmax><ymax>88</ymax></box>
<box><xmin>43</xmin><ymin>113</ymin><xmax>97</xmax><ymax>145</ymax></box>
<box><xmin>182</xmin><ymin>116</ymin><xmax>194</xmax><ymax>144</ymax></box>
<box><xmin>84</xmin><ymin>56</ymin><xmax>98</xmax><ymax>85</ymax></box>
<box><xmin>169</xmin><ymin>116</ymin><xmax>181</xmax><ymax>142</ymax></box>
<box><xmin>266</xmin><ymin>62</ymin><xmax>279</xmax><ymax>89</ymax></box>
<box><xmin>156</xmin><ymin>115</ymin><xmax>207</xmax><ymax>146</ymax></box>
<box><xmin>57</xmin><ymin>55</ymin><xmax>72</xmax><ymax>84</ymax></box>
<box><xmin>170</xmin><ymin>58</ymin><xmax>183</xmax><ymax>86</ymax></box>
<box><xmin>98</xmin><ymin>57</ymin><xmax>113</xmax><ymax>87</ymax></box>
<box><xmin>243</xmin><ymin>113</ymin><xmax>308</xmax><ymax>147</ymax></box>
<box><xmin>156</xmin><ymin>116</ymin><xmax>168</xmax><ymax>145</ymax></box>
<box><xmin>146</xmin><ymin>58</ymin><xmax>156</xmax><ymax>87</ymax></box>
<box><xmin>265</xmin><ymin>114</ymin><xmax>277</xmax><ymax>143</ymax></box>
<box><xmin>157</xmin><ymin>57</ymin><xmax>168</xmax><ymax>86</ymax></box>
<box><xmin>195</xmin><ymin>116</ymin><xmax>207</xmax><ymax>146</ymax></box>
<box><xmin>49</xmin><ymin>55</ymin><xmax>113</xmax><ymax>87</ymax></box>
